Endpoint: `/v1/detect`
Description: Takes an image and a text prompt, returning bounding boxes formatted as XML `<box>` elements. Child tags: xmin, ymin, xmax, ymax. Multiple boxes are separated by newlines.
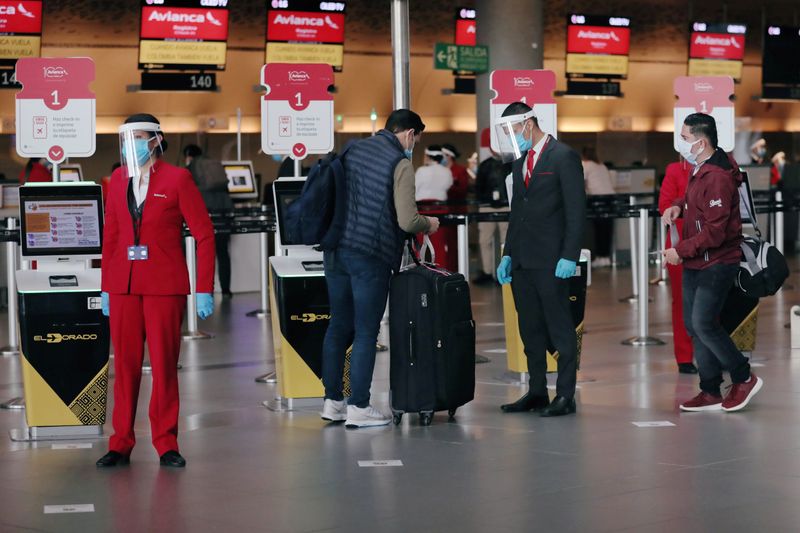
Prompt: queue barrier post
<box><xmin>622</xmin><ymin>208</ymin><xmax>664</xmax><ymax>346</ymax></box>
<box><xmin>619</xmin><ymin>195</ymin><xmax>639</xmax><ymax>302</ymax></box>
<box><xmin>0</xmin><ymin>217</ymin><xmax>24</xmax><ymax>411</ymax></box>
<box><xmin>457</xmin><ymin>215</ymin><xmax>469</xmax><ymax>279</ymax></box>
<box><xmin>1</xmin><ymin>218</ymin><xmax>19</xmax><ymax>356</ymax></box>
<box><xmin>182</xmin><ymin>235</ymin><xmax>213</xmax><ymax>340</ymax></box>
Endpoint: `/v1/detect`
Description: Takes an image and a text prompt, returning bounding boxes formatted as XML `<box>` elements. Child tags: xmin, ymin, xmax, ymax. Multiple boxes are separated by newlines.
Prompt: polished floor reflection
<box><xmin>0</xmin><ymin>265</ymin><xmax>798</xmax><ymax>533</ymax></box>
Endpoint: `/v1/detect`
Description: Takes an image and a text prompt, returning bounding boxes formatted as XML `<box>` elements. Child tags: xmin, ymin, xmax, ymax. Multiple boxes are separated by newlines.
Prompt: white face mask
<box><xmin>677</xmin><ymin>138</ymin><xmax>702</xmax><ymax>165</ymax></box>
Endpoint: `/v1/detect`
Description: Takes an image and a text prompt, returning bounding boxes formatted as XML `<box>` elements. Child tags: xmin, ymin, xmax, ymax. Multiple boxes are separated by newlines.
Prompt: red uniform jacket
<box><xmin>672</xmin><ymin>149</ymin><xmax>743</xmax><ymax>270</ymax></box>
<box><xmin>18</xmin><ymin>162</ymin><xmax>52</xmax><ymax>184</ymax></box>
<box><xmin>659</xmin><ymin>160</ymin><xmax>691</xmax><ymax>247</ymax></box>
<box><xmin>447</xmin><ymin>163</ymin><xmax>470</xmax><ymax>201</ymax></box>
<box><xmin>101</xmin><ymin>160</ymin><xmax>215</xmax><ymax>295</ymax></box>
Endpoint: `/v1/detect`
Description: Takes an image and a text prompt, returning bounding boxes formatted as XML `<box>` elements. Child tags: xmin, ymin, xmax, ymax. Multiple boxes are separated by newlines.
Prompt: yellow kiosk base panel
<box><xmin>18</xmin><ymin>291</ymin><xmax>110</xmax><ymax>427</ymax></box>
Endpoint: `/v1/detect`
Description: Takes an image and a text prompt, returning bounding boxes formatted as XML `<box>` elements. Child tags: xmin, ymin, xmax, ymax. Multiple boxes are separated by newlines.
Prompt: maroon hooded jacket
<box><xmin>671</xmin><ymin>148</ymin><xmax>743</xmax><ymax>270</ymax></box>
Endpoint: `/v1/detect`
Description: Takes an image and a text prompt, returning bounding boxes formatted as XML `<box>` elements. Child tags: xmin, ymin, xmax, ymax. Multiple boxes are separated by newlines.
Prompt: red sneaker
<box><xmin>722</xmin><ymin>374</ymin><xmax>764</xmax><ymax>412</ymax></box>
<box><xmin>679</xmin><ymin>392</ymin><xmax>723</xmax><ymax>412</ymax></box>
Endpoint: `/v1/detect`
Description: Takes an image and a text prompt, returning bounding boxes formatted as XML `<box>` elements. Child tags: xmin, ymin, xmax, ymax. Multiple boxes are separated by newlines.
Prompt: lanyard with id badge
<box><xmin>127</xmin><ymin>180</ymin><xmax>148</xmax><ymax>261</ymax></box>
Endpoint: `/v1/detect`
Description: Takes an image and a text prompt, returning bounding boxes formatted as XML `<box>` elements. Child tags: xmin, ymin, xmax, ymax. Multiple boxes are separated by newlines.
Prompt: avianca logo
<box><xmin>693</xmin><ymin>82</ymin><xmax>714</xmax><ymax>92</ymax></box>
<box><xmin>43</xmin><ymin>66</ymin><xmax>68</xmax><ymax>79</ymax></box>
<box><xmin>513</xmin><ymin>77</ymin><xmax>534</xmax><ymax>88</ymax></box>
<box><xmin>695</xmin><ymin>35</ymin><xmax>741</xmax><ymax>48</ymax></box>
<box><xmin>148</xmin><ymin>10</ymin><xmax>223</xmax><ymax>26</ymax></box>
<box><xmin>0</xmin><ymin>4</ymin><xmax>36</xmax><ymax>18</ymax></box>
<box><xmin>288</xmin><ymin>70</ymin><xmax>309</xmax><ymax>81</ymax></box>
<box><xmin>577</xmin><ymin>30</ymin><xmax>621</xmax><ymax>42</ymax></box>
<box><xmin>273</xmin><ymin>13</ymin><xmax>340</xmax><ymax>29</ymax></box>
<box><xmin>709</xmin><ymin>199</ymin><xmax>722</xmax><ymax>208</ymax></box>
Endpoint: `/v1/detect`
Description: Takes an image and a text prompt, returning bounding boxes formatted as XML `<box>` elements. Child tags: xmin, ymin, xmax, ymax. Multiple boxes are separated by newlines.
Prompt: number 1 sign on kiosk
<box><xmin>261</xmin><ymin>63</ymin><xmax>334</xmax><ymax>161</ymax></box>
<box><xmin>15</xmin><ymin>57</ymin><xmax>96</xmax><ymax>171</ymax></box>
<box><xmin>674</xmin><ymin>76</ymin><xmax>734</xmax><ymax>152</ymax></box>
<box><xmin>489</xmin><ymin>69</ymin><xmax>558</xmax><ymax>155</ymax></box>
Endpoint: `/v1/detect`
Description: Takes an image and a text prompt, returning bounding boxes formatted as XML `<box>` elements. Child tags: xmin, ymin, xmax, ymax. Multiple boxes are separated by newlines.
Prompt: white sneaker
<box><xmin>320</xmin><ymin>399</ymin><xmax>347</xmax><ymax>422</ymax></box>
<box><xmin>344</xmin><ymin>405</ymin><xmax>391</xmax><ymax>428</ymax></box>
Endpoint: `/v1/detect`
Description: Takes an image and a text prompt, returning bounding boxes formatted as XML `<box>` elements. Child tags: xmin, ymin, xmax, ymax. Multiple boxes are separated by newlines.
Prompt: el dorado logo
<box><xmin>290</xmin><ymin>313</ymin><xmax>331</xmax><ymax>323</ymax></box>
<box><xmin>34</xmin><ymin>333</ymin><xmax>98</xmax><ymax>344</ymax></box>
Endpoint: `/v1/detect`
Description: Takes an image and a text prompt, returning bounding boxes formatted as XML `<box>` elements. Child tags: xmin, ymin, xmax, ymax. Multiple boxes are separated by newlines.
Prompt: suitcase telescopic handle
<box><xmin>404</xmin><ymin>235</ymin><xmax>436</xmax><ymax>266</ymax></box>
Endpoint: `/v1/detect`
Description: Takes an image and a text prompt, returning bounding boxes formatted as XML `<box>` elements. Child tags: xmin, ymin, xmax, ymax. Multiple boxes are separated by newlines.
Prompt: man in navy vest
<box><xmin>321</xmin><ymin>109</ymin><xmax>439</xmax><ymax>428</ymax></box>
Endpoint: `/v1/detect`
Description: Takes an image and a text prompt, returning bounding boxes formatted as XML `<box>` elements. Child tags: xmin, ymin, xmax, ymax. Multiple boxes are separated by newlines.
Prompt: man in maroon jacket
<box><xmin>662</xmin><ymin>113</ymin><xmax>763</xmax><ymax>413</ymax></box>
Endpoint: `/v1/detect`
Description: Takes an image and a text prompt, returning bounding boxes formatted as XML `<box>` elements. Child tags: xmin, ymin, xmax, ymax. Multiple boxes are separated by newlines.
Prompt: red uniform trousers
<box><xmin>108</xmin><ymin>293</ymin><xmax>185</xmax><ymax>456</ymax></box>
<box><xmin>666</xmin><ymin>262</ymin><xmax>694</xmax><ymax>364</ymax></box>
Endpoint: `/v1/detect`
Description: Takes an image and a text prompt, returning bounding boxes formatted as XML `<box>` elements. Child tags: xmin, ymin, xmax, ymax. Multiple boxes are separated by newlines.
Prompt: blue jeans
<box><xmin>683</xmin><ymin>263</ymin><xmax>751</xmax><ymax>395</ymax></box>
<box><xmin>322</xmin><ymin>248</ymin><xmax>392</xmax><ymax>408</ymax></box>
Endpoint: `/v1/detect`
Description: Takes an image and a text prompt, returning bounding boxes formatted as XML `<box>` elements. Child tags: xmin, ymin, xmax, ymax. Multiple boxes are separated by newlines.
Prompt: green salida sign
<box><xmin>434</xmin><ymin>43</ymin><xmax>489</xmax><ymax>73</ymax></box>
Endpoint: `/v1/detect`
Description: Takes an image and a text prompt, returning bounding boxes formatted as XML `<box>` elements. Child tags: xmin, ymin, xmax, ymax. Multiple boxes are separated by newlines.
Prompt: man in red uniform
<box><xmin>96</xmin><ymin>114</ymin><xmax>216</xmax><ymax>468</ymax></box>
<box><xmin>658</xmin><ymin>159</ymin><xmax>697</xmax><ymax>374</ymax></box>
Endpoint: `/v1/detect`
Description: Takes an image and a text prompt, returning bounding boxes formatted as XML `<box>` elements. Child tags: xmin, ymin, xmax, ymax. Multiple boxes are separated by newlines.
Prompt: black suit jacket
<box><xmin>503</xmin><ymin>136</ymin><xmax>586</xmax><ymax>270</ymax></box>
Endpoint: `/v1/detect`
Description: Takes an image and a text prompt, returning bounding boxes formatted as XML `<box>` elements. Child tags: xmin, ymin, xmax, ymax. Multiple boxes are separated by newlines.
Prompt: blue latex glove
<box><xmin>555</xmin><ymin>258</ymin><xmax>577</xmax><ymax>279</ymax></box>
<box><xmin>496</xmin><ymin>256</ymin><xmax>513</xmax><ymax>285</ymax></box>
<box><xmin>197</xmin><ymin>293</ymin><xmax>214</xmax><ymax>320</ymax></box>
<box><xmin>100</xmin><ymin>292</ymin><xmax>109</xmax><ymax>317</ymax></box>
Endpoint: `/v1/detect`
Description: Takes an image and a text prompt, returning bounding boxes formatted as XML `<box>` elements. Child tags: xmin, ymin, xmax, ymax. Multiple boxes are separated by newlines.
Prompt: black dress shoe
<box><xmin>678</xmin><ymin>363</ymin><xmax>698</xmax><ymax>374</ymax></box>
<box><xmin>159</xmin><ymin>450</ymin><xmax>187</xmax><ymax>468</ymax></box>
<box><xmin>501</xmin><ymin>393</ymin><xmax>550</xmax><ymax>413</ymax></box>
<box><xmin>96</xmin><ymin>451</ymin><xmax>129</xmax><ymax>467</ymax></box>
<box><xmin>539</xmin><ymin>396</ymin><xmax>576</xmax><ymax>417</ymax></box>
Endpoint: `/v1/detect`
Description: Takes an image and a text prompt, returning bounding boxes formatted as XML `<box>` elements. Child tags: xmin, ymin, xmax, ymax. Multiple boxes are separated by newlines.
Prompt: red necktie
<box><xmin>524</xmin><ymin>148</ymin><xmax>536</xmax><ymax>188</ymax></box>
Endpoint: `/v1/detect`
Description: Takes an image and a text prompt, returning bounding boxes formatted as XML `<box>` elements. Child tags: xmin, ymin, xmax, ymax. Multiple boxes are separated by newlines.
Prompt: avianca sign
<box><xmin>267</xmin><ymin>10</ymin><xmax>345</xmax><ymax>44</ymax></box>
<box><xmin>140</xmin><ymin>6</ymin><xmax>228</xmax><ymax>41</ymax></box>
<box><xmin>567</xmin><ymin>25</ymin><xmax>630</xmax><ymax>55</ymax></box>
<box><xmin>689</xmin><ymin>32</ymin><xmax>745</xmax><ymax>60</ymax></box>
<box><xmin>0</xmin><ymin>1</ymin><xmax>43</xmax><ymax>34</ymax></box>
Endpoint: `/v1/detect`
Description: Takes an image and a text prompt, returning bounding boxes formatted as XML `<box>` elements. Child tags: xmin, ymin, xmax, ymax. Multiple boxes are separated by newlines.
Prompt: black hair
<box><xmin>426</xmin><ymin>144</ymin><xmax>444</xmax><ymax>163</ymax></box>
<box><xmin>501</xmin><ymin>101</ymin><xmax>539</xmax><ymax>127</ymax></box>
<box><xmin>683</xmin><ymin>113</ymin><xmax>718</xmax><ymax>149</ymax></box>
<box><xmin>441</xmin><ymin>143</ymin><xmax>461</xmax><ymax>159</ymax></box>
<box><xmin>111</xmin><ymin>162</ymin><xmax>121</xmax><ymax>172</ymax></box>
<box><xmin>582</xmin><ymin>146</ymin><xmax>599</xmax><ymax>163</ymax></box>
<box><xmin>183</xmin><ymin>144</ymin><xmax>203</xmax><ymax>158</ymax></box>
<box><xmin>385</xmin><ymin>109</ymin><xmax>425</xmax><ymax>134</ymax></box>
<box><xmin>124</xmin><ymin>113</ymin><xmax>167</xmax><ymax>154</ymax></box>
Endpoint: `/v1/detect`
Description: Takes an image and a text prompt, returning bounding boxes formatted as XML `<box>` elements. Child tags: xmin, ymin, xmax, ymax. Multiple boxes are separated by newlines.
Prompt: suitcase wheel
<box><xmin>447</xmin><ymin>409</ymin><xmax>457</xmax><ymax>422</ymax></box>
<box><xmin>419</xmin><ymin>412</ymin><xmax>434</xmax><ymax>426</ymax></box>
<box><xmin>392</xmin><ymin>413</ymin><xmax>403</xmax><ymax>426</ymax></box>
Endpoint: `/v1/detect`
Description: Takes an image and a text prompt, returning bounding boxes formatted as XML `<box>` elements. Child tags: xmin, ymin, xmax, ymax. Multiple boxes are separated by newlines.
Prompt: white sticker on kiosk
<box><xmin>88</xmin><ymin>297</ymin><xmax>102</xmax><ymax>310</ymax></box>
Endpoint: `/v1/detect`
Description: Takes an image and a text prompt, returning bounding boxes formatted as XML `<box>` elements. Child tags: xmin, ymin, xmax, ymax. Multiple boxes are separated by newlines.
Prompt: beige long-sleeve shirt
<box><xmin>393</xmin><ymin>158</ymin><xmax>431</xmax><ymax>234</ymax></box>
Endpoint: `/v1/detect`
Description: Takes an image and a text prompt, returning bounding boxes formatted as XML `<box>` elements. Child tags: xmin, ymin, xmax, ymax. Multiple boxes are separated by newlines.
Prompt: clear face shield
<box><xmin>493</xmin><ymin>110</ymin><xmax>536</xmax><ymax>163</ymax></box>
<box><xmin>118</xmin><ymin>122</ymin><xmax>164</xmax><ymax>178</ymax></box>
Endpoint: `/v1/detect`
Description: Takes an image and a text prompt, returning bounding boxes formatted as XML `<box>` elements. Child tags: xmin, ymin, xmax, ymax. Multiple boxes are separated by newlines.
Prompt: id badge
<box><xmin>128</xmin><ymin>245</ymin><xmax>149</xmax><ymax>261</ymax></box>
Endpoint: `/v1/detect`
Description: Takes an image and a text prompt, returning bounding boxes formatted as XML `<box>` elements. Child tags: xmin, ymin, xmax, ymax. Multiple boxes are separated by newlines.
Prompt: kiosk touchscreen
<box><xmin>58</xmin><ymin>164</ymin><xmax>83</xmax><ymax>182</ymax></box>
<box><xmin>14</xmin><ymin>183</ymin><xmax>109</xmax><ymax>439</ymax></box>
<box><xmin>267</xmin><ymin>178</ymin><xmax>333</xmax><ymax>408</ymax></box>
<box><xmin>223</xmin><ymin>160</ymin><xmax>258</xmax><ymax>200</ymax></box>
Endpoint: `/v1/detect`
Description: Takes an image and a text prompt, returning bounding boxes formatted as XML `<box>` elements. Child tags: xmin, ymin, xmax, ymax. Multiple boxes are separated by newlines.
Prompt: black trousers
<box><xmin>593</xmin><ymin>219</ymin><xmax>614</xmax><ymax>258</ymax></box>
<box><xmin>216</xmin><ymin>233</ymin><xmax>231</xmax><ymax>294</ymax></box>
<box><xmin>511</xmin><ymin>268</ymin><xmax>578</xmax><ymax>399</ymax></box>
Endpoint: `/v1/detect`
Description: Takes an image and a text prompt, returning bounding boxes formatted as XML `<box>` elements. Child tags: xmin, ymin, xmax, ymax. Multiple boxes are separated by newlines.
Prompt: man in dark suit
<box><xmin>495</xmin><ymin>102</ymin><xmax>586</xmax><ymax>417</ymax></box>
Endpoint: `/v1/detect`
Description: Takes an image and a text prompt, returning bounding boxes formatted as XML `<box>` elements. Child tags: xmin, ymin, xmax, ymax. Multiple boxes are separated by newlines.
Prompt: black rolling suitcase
<box><xmin>389</xmin><ymin>239</ymin><xmax>475</xmax><ymax>426</ymax></box>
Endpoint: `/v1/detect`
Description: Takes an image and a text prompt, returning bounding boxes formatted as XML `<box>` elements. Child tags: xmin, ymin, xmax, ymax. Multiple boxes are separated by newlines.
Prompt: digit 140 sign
<box><xmin>673</xmin><ymin>76</ymin><xmax>735</xmax><ymax>152</ymax></box>
<box><xmin>261</xmin><ymin>63</ymin><xmax>334</xmax><ymax>161</ymax></box>
<box><xmin>15</xmin><ymin>57</ymin><xmax>96</xmax><ymax>164</ymax></box>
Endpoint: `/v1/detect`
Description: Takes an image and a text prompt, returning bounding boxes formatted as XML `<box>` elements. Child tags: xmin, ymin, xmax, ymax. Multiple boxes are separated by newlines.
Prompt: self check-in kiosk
<box><xmin>13</xmin><ymin>183</ymin><xmax>109</xmax><ymax>440</ymax></box>
<box><xmin>266</xmin><ymin>178</ymin><xmax>344</xmax><ymax>410</ymax></box>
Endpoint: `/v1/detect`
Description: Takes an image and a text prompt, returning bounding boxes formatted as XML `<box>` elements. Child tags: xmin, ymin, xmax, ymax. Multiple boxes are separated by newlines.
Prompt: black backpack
<box><xmin>284</xmin><ymin>148</ymin><xmax>349</xmax><ymax>250</ymax></box>
<box><xmin>735</xmin><ymin>189</ymin><xmax>789</xmax><ymax>297</ymax></box>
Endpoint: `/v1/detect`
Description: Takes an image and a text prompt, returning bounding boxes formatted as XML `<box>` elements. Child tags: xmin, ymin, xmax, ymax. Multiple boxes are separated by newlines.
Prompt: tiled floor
<box><xmin>1</xmin><ymin>264</ymin><xmax>798</xmax><ymax>532</ymax></box>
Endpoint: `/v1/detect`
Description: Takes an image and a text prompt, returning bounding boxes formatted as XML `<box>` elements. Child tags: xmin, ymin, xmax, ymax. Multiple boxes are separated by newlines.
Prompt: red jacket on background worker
<box><xmin>96</xmin><ymin>114</ymin><xmax>215</xmax><ymax>469</ymax></box>
<box><xmin>18</xmin><ymin>158</ymin><xmax>51</xmax><ymax>184</ymax></box>
<box><xmin>441</xmin><ymin>144</ymin><xmax>470</xmax><ymax>202</ymax></box>
<box><xmin>659</xmin><ymin>160</ymin><xmax>695</xmax><ymax>373</ymax></box>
